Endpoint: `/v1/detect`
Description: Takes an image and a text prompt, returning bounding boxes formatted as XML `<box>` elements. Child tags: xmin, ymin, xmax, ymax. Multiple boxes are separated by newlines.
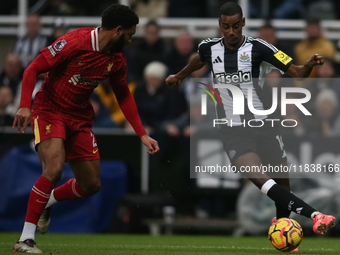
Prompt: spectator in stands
<box><xmin>294</xmin><ymin>17</ymin><xmax>335</xmax><ymax>78</ymax></box>
<box><xmin>131</xmin><ymin>0</ymin><xmax>168</xmax><ymax>18</ymax></box>
<box><xmin>258</xmin><ymin>23</ymin><xmax>293</xmax><ymax>58</ymax></box>
<box><xmin>133</xmin><ymin>61</ymin><xmax>186</xmax><ymax>134</ymax></box>
<box><xmin>0</xmin><ymin>86</ymin><xmax>14</xmax><ymax>126</ymax></box>
<box><xmin>166</xmin><ymin>32</ymin><xmax>195</xmax><ymax>74</ymax></box>
<box><xmin>12</xmin><ymin>14</ymin><xmax>48</xmax><ymax>69</ymax></box>
<box><xmin>94</xmin><ymin>79</ymin><xmax>136</xmax><ymax>128</ymax></box>
<box><xmin>0</xmin><ymin>53</ymin><xmax>23</xmax><ymax>97</ymax></box>
<box><xmin>132</xmin><ymin>20</ymin><xmax>171</xmax><ymax>81</ymax></box>
<box><xmin>304</xmin><ymin>58</ymin><xmax>340</xmax><ymax>115</ymax></box>
<box><xmin>307</xmin><ymin>89</ymin><xmax>340</xmax><ymax>137</ymax></box>
<box><xmin>47</xmin><ymin>18</ymin><xmax>69</xmax><ymax>45</ymax></box>
<box><xmin>249</xmin><ymin>0</ymin><xmax>303</xmax><ymax>19</ymax></box>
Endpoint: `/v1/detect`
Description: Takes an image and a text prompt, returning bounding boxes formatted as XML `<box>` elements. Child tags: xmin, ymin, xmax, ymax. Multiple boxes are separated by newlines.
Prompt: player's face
<box><xmin>110</xmin><ymin>25</ymin><xmax>136</xmax><ymax>52</ymax></box>
<box><xmin>219</xmin><ymin>14</ymin><xmax>245</xmax><ymax>48</ymax></box>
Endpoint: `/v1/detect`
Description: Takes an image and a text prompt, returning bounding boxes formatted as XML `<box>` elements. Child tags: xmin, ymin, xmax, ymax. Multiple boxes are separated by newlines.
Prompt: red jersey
<box><xmin>34</xmin><ymin>27</ymin><xmax>127</xmax><ymax>122</ymax></box>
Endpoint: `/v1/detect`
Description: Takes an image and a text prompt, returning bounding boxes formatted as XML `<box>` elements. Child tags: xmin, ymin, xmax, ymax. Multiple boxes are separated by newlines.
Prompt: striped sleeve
<box><xmin>197</xmin><ymin>39</ymin><xmax>212</xmax><ymax>63</ymax></box>
<box><xmin>250</xmin><ymin>37</ymin><xmax>293</xmax><ymax>72</ymax></box>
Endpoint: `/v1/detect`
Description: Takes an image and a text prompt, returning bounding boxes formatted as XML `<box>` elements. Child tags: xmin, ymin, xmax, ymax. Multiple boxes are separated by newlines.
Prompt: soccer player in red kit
<box><xmin>12</xmin><ymin>4</ymin><xmax>159</xmax><ymax>253</ymax></box>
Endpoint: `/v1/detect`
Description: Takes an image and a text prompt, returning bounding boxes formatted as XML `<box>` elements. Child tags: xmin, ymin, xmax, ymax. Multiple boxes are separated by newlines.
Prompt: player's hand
<box><xmin>140</xmin><ymin>135</ymin><xmax>159</xmax><ymax>155</ymax></box>
<box><xmin>12</xmin><ymin>107</ymin><xmax>31</xmax><ymax>133</ymax></box>
<box><xmin>305</xmin><ymin>54</ymin><xmax>324</xmax><ymax>68</ymax></box>
<box><xmin>165</xmin><ymin>74</ymin><xmax>183</xmax><ymax>87</ymax></box>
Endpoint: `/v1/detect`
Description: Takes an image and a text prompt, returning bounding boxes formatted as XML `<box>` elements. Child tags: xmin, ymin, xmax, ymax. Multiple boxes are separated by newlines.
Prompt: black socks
<box><xmin>267</xmin><ymin>184</ymin><xmax>316</xmax><ymax>218</ymax></box>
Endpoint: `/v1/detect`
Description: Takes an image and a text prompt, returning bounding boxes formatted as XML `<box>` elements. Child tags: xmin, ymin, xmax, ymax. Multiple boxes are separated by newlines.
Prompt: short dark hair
<box><xmin>101</xmin><ymin>4</ymin><xmax>139</xmax><ymax>30</ymax></box>
<box><xmin>219</xmin><ymin>2</ymin><xmax>243</xmax><ymax>17</ymax></box>
<box><xmin>306</xmin><ymin>17</ymin><xmax>320</xmax><ymax>26</ymax></box>
<box><xmin>146</xmin><ymin>20</ymin><xmax>160</xmax><ymax>29</ymax></box>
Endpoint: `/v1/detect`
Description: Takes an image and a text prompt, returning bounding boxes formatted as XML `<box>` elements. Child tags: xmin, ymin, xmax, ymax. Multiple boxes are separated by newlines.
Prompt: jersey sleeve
<box><xmin>40</xmin><ymin>33</ymin><xmax>79</xmax><ymax>68</ymax></box>
<box><xmin>257</xmin><ymin>39</ymin><xmax>293</xmax><ymax>73</ymax></box>
<box><xmin>197</xmin><ymin>39</ymin><xmax>211</xmax><ymax>63</ymax></box>
<box><xmin>109</xmin><ymin>61</ymin><xmax>147</xmax><ymax>137</ymax></box>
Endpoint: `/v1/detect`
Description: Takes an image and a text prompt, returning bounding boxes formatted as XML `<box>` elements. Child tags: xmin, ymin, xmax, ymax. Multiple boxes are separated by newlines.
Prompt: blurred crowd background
<box><xmin>2</xmin><ymin>0</ymin><xmax>340</xmax><ymax>236</ymax></box>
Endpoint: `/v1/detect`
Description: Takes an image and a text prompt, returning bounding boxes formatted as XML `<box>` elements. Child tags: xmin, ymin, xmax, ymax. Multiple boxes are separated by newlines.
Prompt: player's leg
<box><xmin>272</xmin><ymin>162</ymin><xmax>291</xmax><ymax>220</ymax></box>
<box><xmin>234</xmin><ymin>152</ymin><xmax>335</xmax><ymax>234</ymax></box>
<box><xmin>38</xmin><ymin>129</ymin><xmax>100</xmax><ymax>234</ymax></box>
<box><xmin>14</xmin><ymin>138</ymin><xmax>65</xmax><ymax>253</ymax></box>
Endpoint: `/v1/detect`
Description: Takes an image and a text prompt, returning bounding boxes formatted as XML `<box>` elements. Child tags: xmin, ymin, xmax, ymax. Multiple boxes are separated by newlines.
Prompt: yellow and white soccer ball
<box><xmin>268</xmin><ymin>218</ymin><xmax>303</xmax><ymax>252</ymax></box>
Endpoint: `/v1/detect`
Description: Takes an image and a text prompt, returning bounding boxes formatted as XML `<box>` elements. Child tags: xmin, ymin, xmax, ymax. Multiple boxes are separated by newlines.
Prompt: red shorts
<box><xmin>31</xmin><ymin>109</ymin><xmax>100</xmax><ymax>161</ymax></box>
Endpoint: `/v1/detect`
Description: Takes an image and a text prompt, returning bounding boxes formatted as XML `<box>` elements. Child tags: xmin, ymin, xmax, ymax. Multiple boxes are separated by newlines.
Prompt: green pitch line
<box><xmin>0</xmin><ymin>232</ymin><xmax>338</xmax><ymax>255</ymax></box>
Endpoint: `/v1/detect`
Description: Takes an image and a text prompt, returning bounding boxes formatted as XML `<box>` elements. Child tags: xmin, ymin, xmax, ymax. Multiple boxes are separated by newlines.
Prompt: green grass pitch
<box><xmin>1</xmin><ymin>232</ymin><xmax>338</xmax><ymax>254</ymax></box>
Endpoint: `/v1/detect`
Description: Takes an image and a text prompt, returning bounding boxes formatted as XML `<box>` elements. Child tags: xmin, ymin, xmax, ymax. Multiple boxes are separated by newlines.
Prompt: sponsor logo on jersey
<box><xmin>80</xmin><ymin>78</ymin><xmax>101</xmax><ymax>86</ymax></box>
<box><xmin>69</xmin><ymin>74</ymin><xmax>81</xmax><ymax>85</ymax></box>
<box><xmin>54</xmin><ymin>39</ymin><xmax>67</xmax><ymax>51</ymax></box>
<box><xmin>46</xmin><ymin>124</ymin><xmax>51</xmax><ymax>134</ymax></box>
<box><xmin>78</xmin><ymin>62</ymin><xmax>87</xmax><ymax>65</ymax></box>
<box><xmin>215</xmin><ymin>71</ymin><xmax>252</xmax><ymax>84</ymax></box>
<box><xmin>48</xmin><ymin>46</ymin><xmax>57</xmax><ymax>57</ymax></box>
<box><xmin>68</xmin><ymin>74</ymin><xmax>101</xmax><ymax>86</ymax></box>
<box><xmin>93</xmin><ymin>149</ymin><xmax>98</xmax><ymax>154</ymax></box>
<box><xmin>239</xmin><ymin>52</ymin><xmax>250</xmax><ymax>63</ymax></box>
<box><xmin>274</xmin><ymin>50</ymin><xmax>292</xmax><ymax>65</ymax></box>
<box><xmin>212</xmin><ymin>56</ymin><xmax>223</xmax><ymax>64</ymax></box>
<box><xmin>104</xmin><ymin>63</ymin><xmax>114</xmax><ymax>75</ymax></box>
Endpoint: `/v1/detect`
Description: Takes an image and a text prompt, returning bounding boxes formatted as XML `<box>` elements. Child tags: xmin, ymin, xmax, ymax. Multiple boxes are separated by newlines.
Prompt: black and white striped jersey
<box><xmin>198</xmin><ymin>36</ymin><xmax>293</xmax><ymax>126</ymax></box>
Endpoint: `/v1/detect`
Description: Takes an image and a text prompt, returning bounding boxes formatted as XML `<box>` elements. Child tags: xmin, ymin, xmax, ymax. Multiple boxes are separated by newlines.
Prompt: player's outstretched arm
<box><xmin>165</xmin><ymin>53</ymin><xmax>206</xmax><ymax>87</ymax></box>
<box><xmin>141</xmin><ymin>135</ymin><xmax>159</xmax><ymax>154</ymax></box>
<box><xmin>286</xmin><ymin>54</ymin><xmax>324</xmax><ymax>79</ymax></box>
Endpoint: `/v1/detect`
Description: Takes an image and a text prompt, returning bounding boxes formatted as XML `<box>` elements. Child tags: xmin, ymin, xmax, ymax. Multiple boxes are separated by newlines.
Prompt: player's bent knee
<box><xmin>83</xmin><ymin>181</ymin><xmax>101</xmax><ymax>196</ymax></box>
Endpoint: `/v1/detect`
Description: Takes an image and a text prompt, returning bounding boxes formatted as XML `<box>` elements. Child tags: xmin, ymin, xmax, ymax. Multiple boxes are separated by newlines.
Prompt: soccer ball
<box><xmin>268</xmin><ymin>218</ymin><xmax>303</xmax><ymax>252</ymax></box>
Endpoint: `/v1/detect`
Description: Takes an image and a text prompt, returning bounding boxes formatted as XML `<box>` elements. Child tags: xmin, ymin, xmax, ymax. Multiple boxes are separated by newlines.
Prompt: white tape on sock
<box><xmin>261</xmin><ymin>179</ymin><xmax>277</xmax><ymax>195</ymax></box>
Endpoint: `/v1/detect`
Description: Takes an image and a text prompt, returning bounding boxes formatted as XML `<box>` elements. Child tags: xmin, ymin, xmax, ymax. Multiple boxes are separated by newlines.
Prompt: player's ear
<box><xmin>218</xmin><ymin>18</ymin><xmax>222</xmax><ymax>29</ymax></box>
<box><xmin>116</xmin><ymin>26</ymin><xmax>123</xmax><ymax>36</ymax></box>
<box><xmin>242</xmin><ymin>17</ymin><xmax>245</xmax><ymax>27</ymax></box>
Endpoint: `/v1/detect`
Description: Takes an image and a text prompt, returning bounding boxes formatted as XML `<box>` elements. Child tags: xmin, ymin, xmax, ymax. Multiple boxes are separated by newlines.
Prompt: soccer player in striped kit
<box><xmin>166</xmin><ymin>1</ymin><xmax>336</xmax><ymax>244</ymax></box>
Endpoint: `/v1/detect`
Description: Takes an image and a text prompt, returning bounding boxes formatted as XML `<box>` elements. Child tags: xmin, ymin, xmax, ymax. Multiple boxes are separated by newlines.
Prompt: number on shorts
<box><xmin>90</xmin><ymin>132</ymin><xmax>97</xmax><ymax>147</ymax></box>
<box><xmin>276</xmin><ymin>135</ymin><xmax>287</xmax><ymax>158</ymax></box>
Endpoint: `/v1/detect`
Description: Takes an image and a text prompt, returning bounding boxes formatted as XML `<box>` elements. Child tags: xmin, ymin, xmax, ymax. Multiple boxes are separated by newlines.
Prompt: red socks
<box><xmin>54</xmin><ymin>178</ymin><xmax>88</xmax><ymax>201</ymax></box>
<box><xmin>25</xmin><ymin>176</ymin><xmax>55</xmax><ymax>224</ymax></box>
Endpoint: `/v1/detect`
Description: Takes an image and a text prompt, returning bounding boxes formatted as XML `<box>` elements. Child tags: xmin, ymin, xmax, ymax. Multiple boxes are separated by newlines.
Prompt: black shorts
<box><xmin>219</xmin><ymin>123</ymin><xmax>287</xmax><ymax>165</ymax></box>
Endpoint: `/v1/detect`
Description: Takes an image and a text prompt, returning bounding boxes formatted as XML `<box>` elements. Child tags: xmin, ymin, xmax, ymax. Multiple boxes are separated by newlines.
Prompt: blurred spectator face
<box><xmin>258</xmin><ymin>27</ymin><xmax>277</xmax><ymax>45</ymax></box>
<box><xmin>53</xmin><ymin>27</ymin><xmax>68</xmax><ymax>39</ymax></box>
<box><xmin>316</xmin><ymin>59</ymin><xmax>334</xmax><ymax>79</ymax></box>
<box><xmin>175</xmin><ymin>33</ymin><xmax>194</xmax><ymax>56</ymax></box>
<box><xmin>26</xmin><ymin>14</ymin><xmax>42</xmax><ymax>39</ymax></box>
<box><xmin>146</xmin><ymin>77</ymin><xmax>163</xmax><ymax>91</ymax></box>
<box><xmin>4</xmin><ymin>54</ymin><xmax>22</xmax><ymax>80</ymax></box>
<box><xmin>145</xmin><ymin>23</ymin><xmax>159</xmax><ymax>46</ymax></box>
<box><xmin>315</xmin><ymin>89</ymin><xmax>338</xmax><ymax>119</ymax></box>
<box><xmin>0</xmin><ymin>86</ymin><xmax>14</xmax><ymax>109</ymax></box>
<box><xmin>266</xmin><ymin>70</ymin><xmax>281</xmax><ymax>87</ymax></box>
<box><xmin>144</xmin><ymin>61</ymin><xmax>167</xmax><ymax>91</ymax></box>
<box><xmin>306</xmin><ymin>23</ymin><xmax>321</xmax><ymax>40</ymax></box>
<box><xmin>318</xmin><ymin>101</ymin><xmax>335</xmax><ymax>119</ymax></box>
